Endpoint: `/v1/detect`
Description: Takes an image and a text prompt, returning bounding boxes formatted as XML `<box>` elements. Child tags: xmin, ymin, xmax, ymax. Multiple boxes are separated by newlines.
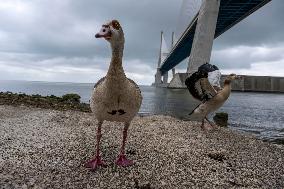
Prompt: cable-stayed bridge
<box><xmin>153</xmin><ymin>0</ymin><xmax>271</xmax><ymax>88</ymax></box>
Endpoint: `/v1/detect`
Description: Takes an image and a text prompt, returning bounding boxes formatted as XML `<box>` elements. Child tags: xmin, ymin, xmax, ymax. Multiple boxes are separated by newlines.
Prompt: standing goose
<box><xmin>185</xmin><ymin>63</ymin><xmax>240</xmax><ymax>129</ymax></box>
<box><xmin>85</xmin><ymin>20</ymin><xmax>142</xmax><ymax>170</ymax></box>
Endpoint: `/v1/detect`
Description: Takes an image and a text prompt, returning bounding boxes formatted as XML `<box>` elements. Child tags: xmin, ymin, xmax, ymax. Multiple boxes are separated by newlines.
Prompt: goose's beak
<box><xmin>95</xmin><ymin>31</ymin><xmax>112</xmax><ymax>40</ymax></box>
<box><xmin>95</xmin><ymin>33</ymin><xmax>102</xmax><ymax>38</ymax></box>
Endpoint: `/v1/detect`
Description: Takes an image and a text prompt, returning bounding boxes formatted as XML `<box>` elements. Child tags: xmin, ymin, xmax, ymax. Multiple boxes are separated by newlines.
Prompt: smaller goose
<box><xmin>85</xmin><ymin>20</ymin><xmax>142</xmax><ymax>171</ymax></box>
<box><xmin>185</xmin><ymin>63</ymin><xmax>222</xmax><ymax>102</ymax></box>
<box><xmin>186</xmin><ymin>64</ymin><xmax>240</xmax><ymax>129</ymax></box>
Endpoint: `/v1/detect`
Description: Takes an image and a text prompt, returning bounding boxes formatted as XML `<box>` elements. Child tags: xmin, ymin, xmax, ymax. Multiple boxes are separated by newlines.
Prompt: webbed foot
<box><xmin>85</xmin><ymin>156</ymin><xmax>106</xmax><ymax>171</ymax></box>
<box><xmin>115</xmin><ymin>154</ymin><xmax>134</xmax><ymax>167</ymax></box>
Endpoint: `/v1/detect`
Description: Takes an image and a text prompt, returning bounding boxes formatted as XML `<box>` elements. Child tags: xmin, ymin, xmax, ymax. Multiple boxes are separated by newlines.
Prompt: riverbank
<box><xmin>0</xmin><ymin>91</ymin><xmax>90</xmax><ymax>112</ymax></box>
<box><xmin>1</xmin><ymin>105</ymin><xmax>284</xmax><ymax>188</ymax></box>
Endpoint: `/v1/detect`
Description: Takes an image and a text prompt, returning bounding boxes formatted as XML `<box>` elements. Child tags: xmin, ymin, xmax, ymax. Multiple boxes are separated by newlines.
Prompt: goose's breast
<box><xmin>206</xmin><ymin>95</ymin><xmax>227</xmax><ymax>112</ymax></box>
<box><xmin>90</xmin><ymin>82</ymin><xmax>142</xmax><ymax>122</ymax></box>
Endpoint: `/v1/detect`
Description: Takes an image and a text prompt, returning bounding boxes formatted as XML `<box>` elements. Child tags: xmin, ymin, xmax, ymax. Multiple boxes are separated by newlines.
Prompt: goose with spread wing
<box><xmin>185</xmin><ymin>63</ymin><xmax>241</xmax><ymax>129</ymax></box>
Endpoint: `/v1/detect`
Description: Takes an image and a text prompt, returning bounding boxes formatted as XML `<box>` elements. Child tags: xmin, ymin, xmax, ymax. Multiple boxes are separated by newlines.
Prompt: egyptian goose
<box><xmin>185</xmin><ymin>63</ymin><xmax>240</xmax><ymax>129</ymax></box>
<box><xmin>85</xmin><ymin>20</ymin><xmax>142</xmax><ymax>170</ymax></box>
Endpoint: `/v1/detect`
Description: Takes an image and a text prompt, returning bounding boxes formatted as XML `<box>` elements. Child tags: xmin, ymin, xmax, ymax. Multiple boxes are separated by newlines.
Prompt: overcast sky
<box><xmin>0</xmin><ymin>0</ymin><xmax>283</xmax><ymax>85</ymax></box>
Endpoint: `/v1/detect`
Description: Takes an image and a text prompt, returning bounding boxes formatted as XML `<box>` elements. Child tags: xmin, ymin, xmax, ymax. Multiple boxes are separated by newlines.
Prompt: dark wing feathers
<box><xmin>185</xmin><ymin>70</ymin><xmax>217</xmax><ymax>102</ymax></box>
<box><xmin>185</xmin><ymin>71</ymin><xmax>208</xmax><ymax>101</ymax></box>
<box><xmin>185</xmin><ymin>72</ymin><xmax>202</xmax><ymax>101</ymax></box>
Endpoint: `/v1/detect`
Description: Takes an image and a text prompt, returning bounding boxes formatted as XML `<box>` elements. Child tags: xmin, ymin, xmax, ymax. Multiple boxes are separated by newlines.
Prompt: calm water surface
<box><xmin>1</xmin><ymin>80</ymin><xmax>283</xmax><ymax>143</ymax></box>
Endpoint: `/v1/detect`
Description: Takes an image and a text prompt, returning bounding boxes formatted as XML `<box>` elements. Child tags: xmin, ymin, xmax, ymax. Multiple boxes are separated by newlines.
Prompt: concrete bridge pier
<box><xmin>155</xmin><ymin>69</ymin><xmax>162</xmax><ymax>84</ymax></box>
<box><xmin>168</xmin><ymin>0</ymin><xmax>221</xmax><ymax>88</ymax></box>
<box><xmin>153</xmin><ymin>30</ymin><xmax>176</xmax><ymax>86</ymax></box>
<box><xmin>154</xmin><ymin>70</ymin><xmax>169</xmax><ymax>86</ymax></box>
<box><xmin>153</xmin><ymin>31</ymin><xmax>170</xmax><ymax>86</ymax></box>
<box><xmin>172</xmin><ymin>68</ymin><xmax>175</xmax><ymax>76</ymax></box>
<box><xmin>187</xmin><ymin>0</ymin><xmax>221</xmax><ymax>73</ymax></box>
<box><xmin>170</xmin><ymin>32</ymin><xmax>176</xmax><ymax>80</ymax></box>
<box><xmin>163</xmin><ymin>72</ymin><xmax>168</xmax><ymax>83</ymax></box>
<box><xmin>154</xmin><ymin>31</ymin><xmax>164</xmax><ymax>85</ymax></box>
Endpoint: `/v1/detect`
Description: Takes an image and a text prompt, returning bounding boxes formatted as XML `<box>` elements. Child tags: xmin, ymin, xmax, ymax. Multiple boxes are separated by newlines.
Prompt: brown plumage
<box><xmin>85</xmin><ymin>20</ymin><xmax>142</xmax><ymax>170</ymax></box>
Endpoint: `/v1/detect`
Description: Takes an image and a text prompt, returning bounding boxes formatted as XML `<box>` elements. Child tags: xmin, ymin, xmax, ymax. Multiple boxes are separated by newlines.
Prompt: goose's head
<box><xmin>95</xmin><ymin>20</ymin><xmax>124</xmax><ymax>46</ymax></box>
<box><xmin>224</xmin><ymin>74</ymin><xmax>242</xmax><ymax>84</ymax></box>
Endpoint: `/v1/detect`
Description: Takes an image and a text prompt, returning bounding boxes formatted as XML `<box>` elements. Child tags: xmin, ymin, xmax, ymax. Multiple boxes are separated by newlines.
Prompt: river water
<box><xmin>1</xmin><ymin>80</ymin><xmax>283</xmax><ymax>143</ymax></box>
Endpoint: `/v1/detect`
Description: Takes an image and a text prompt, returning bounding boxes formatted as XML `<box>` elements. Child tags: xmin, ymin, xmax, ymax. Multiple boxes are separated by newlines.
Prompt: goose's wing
<box><xmin>188</xmin><ymin>63</ymin><xmax>221</xmax><ymax>116</ymax></box>
<box><xmin>200</xmin><ymin>77</ymin><xmax>217</xmax><ymax>100</ymax></box>
<box><xmin>188</xmin><ymin>78</ymin><xmax>216</xmax><ymax>116</ymax></box>
<box><xmin>185</xmin><ymin>71</ymin><xmax>216</xmax><ymax>101</ymax></box>
<box><xmin>127</xmin><ymin>78</ymin><xmax>141</xmax><ymax>94</ymax></box>
<box><xmin>94</xmin><ymin>77</ymin><xmax>106</xmax><ymax>88</ymax></box>
<box><xmin>127</xmin><ymin>78</ymin><xmax>142</xmax><ymax>107</ymax></box>
<box><xmin>185</xmin><ymin>71</ymin><xmax>206</xmax><ymax>101</ymax></box>
<box><xmin>198</xmin><ymin>63</ymin><xmax>221</xmax><ymax>99</ymax></box>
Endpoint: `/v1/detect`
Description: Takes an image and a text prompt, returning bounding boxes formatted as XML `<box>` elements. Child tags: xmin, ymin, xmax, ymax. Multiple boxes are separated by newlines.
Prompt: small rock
<box><xmin>208</xmin><ymin>150</ymin><xmax>227</xmax><ymax>162</ymax></box>
<box><xmin>213</xmin><ymin>112</ymin><xmax>228</xmax><ymax>127</ymax></box>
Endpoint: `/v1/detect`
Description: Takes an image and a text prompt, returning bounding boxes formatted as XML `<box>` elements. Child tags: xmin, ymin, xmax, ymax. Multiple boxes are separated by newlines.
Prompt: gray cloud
<box><xmin>0</xmin><ymin>0</ymin><xmax>182</xmax><ymax>59</ymax></box>
<box><xmin>0</xmin><ymin>0</ymin><xmax>283</xmax><ymax>84</ymax></box>
<box><xmin>212</xmin><ymin>44</ymin><xmax>284</xmax><ymax>69</ymax></box>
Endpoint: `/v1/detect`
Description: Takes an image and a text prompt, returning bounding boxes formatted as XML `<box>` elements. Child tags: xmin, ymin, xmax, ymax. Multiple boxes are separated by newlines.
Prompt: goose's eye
<box><xmin>102</xmin><ymin>29</ymin><xmax>106</xmax><ymax>32</ymax></box>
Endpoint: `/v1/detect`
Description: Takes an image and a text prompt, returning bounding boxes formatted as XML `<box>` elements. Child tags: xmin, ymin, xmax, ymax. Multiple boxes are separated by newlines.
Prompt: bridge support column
<box><xmin>172</xmin><ymin>68</ymin><xmax>176</xmax><ymax>77</ymax></box>
<box><xmin>163</xmin><ymin>72</ymin><xmax>168</xmax><ymax>84</ymax></box>
<box><xmin>187</xmin><ymin>0</ymin><xmax>220</xmax><ymax>73</ymax></box>
<box><xmin>155</xmin><ymin>69</ymin><xmax>162</xmax><ymax>84</ymax></box>
<box><xmin>154</xmin><ymin>31</ymin><xmax>165</xmax><ymax>85</ymax></box>
<box><xmin>171</xmin><ymin>32</ymin><xmax>176</xmax><ymax>78</ymax></box>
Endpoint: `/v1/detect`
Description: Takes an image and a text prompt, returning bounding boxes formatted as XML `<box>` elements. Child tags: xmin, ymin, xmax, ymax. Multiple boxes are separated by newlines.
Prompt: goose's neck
<box><xmin>221</xmin><ymin>81</ymin><xmax>232</xmax><ymax>100</ymax></box>
<box><xmin>106</xmin><ymin>42</ymin><xmax>126</xmax><ymax>85</ymax></box>
<box><xmin>111</xmin><ymin>43</ymin><xmax>124</xmax><ymax>61</ymax></box>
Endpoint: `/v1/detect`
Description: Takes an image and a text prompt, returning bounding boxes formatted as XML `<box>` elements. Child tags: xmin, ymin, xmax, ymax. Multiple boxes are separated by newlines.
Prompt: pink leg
<box><xmin>205</xmin><ymin>117</ymin><xmax>218</xmax><ymax>129</ymax></box>
<box><xmin>115</xmin><ymin>122</ymin><xmax>134</xmax><ymax>167</ymax></box>
<box><xmin>85</xmin><ymin>121</ymin><xmax>106</xmax><ymax>170</ymax></box>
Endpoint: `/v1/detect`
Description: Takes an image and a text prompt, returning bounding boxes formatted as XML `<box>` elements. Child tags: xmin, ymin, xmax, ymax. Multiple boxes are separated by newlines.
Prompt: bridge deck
<box><xmin>160</xmin><ymin>0</ymin><xmax>271</xmax><ymax>74</ymax></box>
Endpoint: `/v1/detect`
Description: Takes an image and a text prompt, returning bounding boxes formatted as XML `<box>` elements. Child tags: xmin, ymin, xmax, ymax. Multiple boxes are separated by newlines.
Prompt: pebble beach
<box><xmin>1</xmin><ymin>105</ymin><xmax>284</xmax><ymax>189</ymax></box>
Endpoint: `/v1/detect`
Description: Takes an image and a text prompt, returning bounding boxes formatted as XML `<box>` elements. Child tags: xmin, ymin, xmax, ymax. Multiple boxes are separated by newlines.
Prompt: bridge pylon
<box><xmin>154</xmin><ymin>0</ymin><xmax>271</xmax><ymax>88</ymax></box>
<box><xmin>187</xmin><ymin>0</ymin><xmax>220</xmax><ymax>74</ymax></box>
<box><xmin>154</xmin><ymin>31</ymin><xmax>169</xmax><ymax>86</ymax></box>
<box><xmin>171</xmin><ymin>32</ymin><xmax>176</xmax><ymax>78</ymax></box>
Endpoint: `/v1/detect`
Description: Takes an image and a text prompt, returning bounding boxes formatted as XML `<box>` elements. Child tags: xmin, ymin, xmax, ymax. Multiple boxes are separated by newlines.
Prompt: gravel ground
<box><xmin>1</xmin><ymin>105</ymin><xmax>284</xmax><ymax>189</ymax></box>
